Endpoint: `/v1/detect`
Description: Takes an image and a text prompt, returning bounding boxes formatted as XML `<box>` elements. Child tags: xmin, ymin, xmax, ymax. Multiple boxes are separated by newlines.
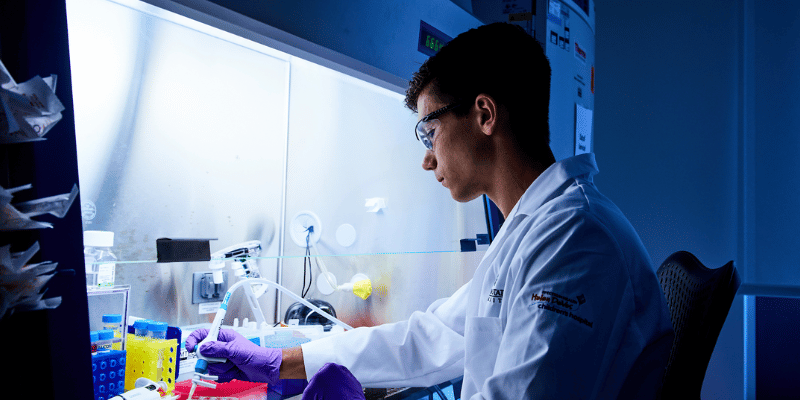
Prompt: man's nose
<box><xmin>422</xmin><ymin>150</ymin><xmax>437</xmax><ymax>171</ymax></box>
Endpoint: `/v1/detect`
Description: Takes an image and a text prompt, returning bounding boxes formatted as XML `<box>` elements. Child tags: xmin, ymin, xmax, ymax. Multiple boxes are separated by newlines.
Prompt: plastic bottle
<box><xmin>147</xmin><ymin>321</ymin><xmax>168</xmax><ymax>340</ymax></box>
<box><xmin>133</xmin><ymin>320</ymin><xmax>149</xmax><ymax>338</ymax></box>
<box><xmin>98</xmin><ymin>329</ymin><xmax>114</xmax><ymax>352</ymax></box>
<box><xmin>102</xmin><ymin>314</ymin><xmax>123</xmax><ymax>350</ymax></box>
<box><xmin>84</xmin><ymin>231</ymin><xmax>118</xmax><ymax>289</ymax></box>
<box><xmin>90</xmin><ymin>331</ymin><xmax>99</xmax><ymax>355</ymax></box>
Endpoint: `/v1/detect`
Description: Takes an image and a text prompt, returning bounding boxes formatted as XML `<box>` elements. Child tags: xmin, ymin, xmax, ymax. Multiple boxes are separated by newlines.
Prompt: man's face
<box><xmin>417</xmin><ymin>87</ymin><xmax>489</xmax><ymax>203</ymax></box>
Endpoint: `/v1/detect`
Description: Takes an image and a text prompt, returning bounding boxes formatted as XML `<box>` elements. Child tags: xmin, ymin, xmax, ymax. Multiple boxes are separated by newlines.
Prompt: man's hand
<box><xmin>302</xmin><ymin>363</ymin><xmax>366</xmax><ymax>400</ymax></box>
<box><xmin>185</xmin><ymin>328</ymin><xmax>282</xmax><ymax>385</ymax></box>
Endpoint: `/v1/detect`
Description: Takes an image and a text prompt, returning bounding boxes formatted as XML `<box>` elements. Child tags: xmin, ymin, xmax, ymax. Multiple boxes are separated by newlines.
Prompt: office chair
<box><xmin>657</xmin><ymin>251</ymin><xmax>741</xmax><ymax>399</ymax></box>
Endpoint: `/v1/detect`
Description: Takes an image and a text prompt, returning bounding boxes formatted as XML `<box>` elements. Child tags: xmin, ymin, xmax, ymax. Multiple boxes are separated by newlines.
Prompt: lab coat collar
<box><xmin>471</xmin><ymin>153</ymin><xmax>599</xmax><ymax>317</ymax></box>
<box><xmin>504</xmin><ymin>153</ymin><xmax>599</xmax><ymax>222</ymax></box>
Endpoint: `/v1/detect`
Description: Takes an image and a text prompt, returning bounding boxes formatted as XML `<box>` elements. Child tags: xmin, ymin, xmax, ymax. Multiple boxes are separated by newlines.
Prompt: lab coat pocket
<box><xmin>464</xmin><ymin>316</ymin><xmax>502</xmax><ymax>392</ymax></box>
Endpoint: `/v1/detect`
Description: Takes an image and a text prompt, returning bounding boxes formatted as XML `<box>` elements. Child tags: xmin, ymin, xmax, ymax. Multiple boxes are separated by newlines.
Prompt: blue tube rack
<box><xmin>92</xmin><ymin>349</ymin><xmax>126</xmax><ymax>400</ymax></box>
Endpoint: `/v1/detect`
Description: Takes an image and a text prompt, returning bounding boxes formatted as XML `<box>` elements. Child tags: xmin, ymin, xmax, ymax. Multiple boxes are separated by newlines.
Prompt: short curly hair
<box><xmin>405</xmin><ymin>22</ymin><xmax>552</xmax><ymax>156</ymax></box>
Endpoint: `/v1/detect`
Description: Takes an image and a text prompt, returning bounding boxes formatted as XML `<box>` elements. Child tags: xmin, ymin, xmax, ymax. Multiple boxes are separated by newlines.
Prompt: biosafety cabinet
<box><xmin>65</xmin><ymin>0</ymin><xmax>491</xmax><ymax>332</ymax></box>
<box><xmin>62</xmin><ymin>0</ymin><xmax>595</xmax><ymax>332</ymax></box>
<box><xmin>0</xmin><ymin>0</ymin><xmax>594</xmax><ymax>398</ymax></box>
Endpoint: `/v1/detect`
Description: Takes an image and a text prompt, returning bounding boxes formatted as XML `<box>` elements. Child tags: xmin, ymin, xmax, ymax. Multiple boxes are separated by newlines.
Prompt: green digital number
<box><xmin>425</xmin><ymin>34</ymin><xmax>445</xmax><ymax>52</ymax></box>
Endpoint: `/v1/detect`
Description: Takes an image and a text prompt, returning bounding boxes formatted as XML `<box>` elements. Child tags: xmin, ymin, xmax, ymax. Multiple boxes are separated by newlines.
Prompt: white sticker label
<box><xmin>199</xmin><ymin>301</ymin><xmax>222</xmax><ymax>315</ymax></box>
<box><xmin>549</xmin><ymin>0</ymin><xmax>561</xmax><ymax>16</ymax></box>
<box><xmin>575</xmin><ymin>103</ymin><xmax>594</xmax><ymax>155</ymax></box>
<box><xmin>97</xmin><ymin>263</ymin><xmax>115</xmax><ymax>287</ymax></box>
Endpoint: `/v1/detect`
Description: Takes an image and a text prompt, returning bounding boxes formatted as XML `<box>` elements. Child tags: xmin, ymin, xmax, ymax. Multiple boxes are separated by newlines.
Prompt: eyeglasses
<box><xmin>414</xmin><ymin>103</ymin><xmax>462</xmax><ymax>150</ymax></box>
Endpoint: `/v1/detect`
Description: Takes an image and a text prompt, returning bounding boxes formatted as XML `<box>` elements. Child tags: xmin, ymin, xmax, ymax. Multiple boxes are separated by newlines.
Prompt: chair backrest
<box><xmin>656</xmin><ymin>251</ymin><xmax>741</xmax><ymax>399</ymax></box>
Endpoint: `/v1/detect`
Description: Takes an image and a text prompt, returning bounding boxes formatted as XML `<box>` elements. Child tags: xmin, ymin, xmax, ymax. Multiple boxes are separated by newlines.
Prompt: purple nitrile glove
<box><xmin>302</xmin><ymin>363</ymin><xmax>366</xmax><ymax>400</ymax></box>
<box><xmin>185</xmin><ymin>328</ymin><xmax>282</xmax><ymax>385</ymax></box>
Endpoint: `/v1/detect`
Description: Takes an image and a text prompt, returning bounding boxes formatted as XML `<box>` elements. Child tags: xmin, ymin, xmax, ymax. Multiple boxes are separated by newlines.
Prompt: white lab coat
<box><xmin>301</xmin><ymin>153</ymin><xmax>674</xmax><ymax>399</ymax></box>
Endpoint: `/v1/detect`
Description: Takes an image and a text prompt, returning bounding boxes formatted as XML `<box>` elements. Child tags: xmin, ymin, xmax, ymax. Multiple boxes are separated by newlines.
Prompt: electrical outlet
<box><xmin>192</xmin><ymin>271</ymin><xmax>228</xmax><ymax>304</ymax></box>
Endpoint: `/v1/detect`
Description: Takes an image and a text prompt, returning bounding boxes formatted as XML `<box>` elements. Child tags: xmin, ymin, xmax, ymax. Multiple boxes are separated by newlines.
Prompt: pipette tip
<box><xmin>187</xmin><ymin>382</ymin><xmax>197</xmax><ymax>400</ymax></box>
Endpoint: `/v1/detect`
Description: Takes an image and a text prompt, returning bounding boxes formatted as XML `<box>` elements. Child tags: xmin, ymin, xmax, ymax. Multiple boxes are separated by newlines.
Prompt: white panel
<box><xmin>67</xmin><ymin>0</ymin><xmax>488</xmax><ymax>327</ymax></box>
<box><xmin>284</xmin><ymin>57</ymin><xmax>483</xmax><ymax>257</ymax></box>
<box><xmin>281</xmin><ymin>57</ymin><xmax>486</xmax><ymax>322</ymax></box>
<box><xmin>67</xmin><ymin>0</ymin><xmax>289</xmax><ymax>325</ymax></box>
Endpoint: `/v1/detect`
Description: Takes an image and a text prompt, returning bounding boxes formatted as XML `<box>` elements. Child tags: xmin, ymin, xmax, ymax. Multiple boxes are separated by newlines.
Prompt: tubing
<box><xmin>226</xmin><ymin>278</ymin><xmax>354</xmax><ymax>331</ymax></box>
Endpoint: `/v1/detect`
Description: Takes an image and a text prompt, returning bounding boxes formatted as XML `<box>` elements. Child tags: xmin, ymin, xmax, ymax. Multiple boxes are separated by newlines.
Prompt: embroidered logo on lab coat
<box><xmin>531</xmin><ymin>290</ymin><xmax>593</xmax><ymax>328</ymax></box>
<box><xmin>488</xmin><ymin>288</ymin><xmax>504</xmax><ymax>303</ymax></box>
<box><xmin>488</xmin><ymin>276</ymin><xmax>504</xmax><ymax>303</ymax></box>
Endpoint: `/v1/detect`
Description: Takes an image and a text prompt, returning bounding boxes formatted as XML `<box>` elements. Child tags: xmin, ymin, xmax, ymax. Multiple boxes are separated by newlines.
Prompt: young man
<box><xmin>187</xmin><ymin>22</ymin><xmax>674</xmax><ymax>399</ymax></box>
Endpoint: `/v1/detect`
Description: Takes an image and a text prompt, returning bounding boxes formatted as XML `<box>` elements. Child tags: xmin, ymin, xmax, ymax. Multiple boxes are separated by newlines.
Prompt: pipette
<box><xmin>187</xmin><ymin>291</ymin><xmax>231</xmax><ymax>400</ymax></box>
<box><xmin>186</xmin><ymin>278</ymin><xmax>353</xmax><ymax>400</ymax></box>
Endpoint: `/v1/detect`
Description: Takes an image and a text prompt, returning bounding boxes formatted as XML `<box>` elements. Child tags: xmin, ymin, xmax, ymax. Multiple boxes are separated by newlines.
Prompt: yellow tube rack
<box><xmin>124</xmin><ymin>335</ymin><xmax>178</xmax><ymax>394</ymax></box>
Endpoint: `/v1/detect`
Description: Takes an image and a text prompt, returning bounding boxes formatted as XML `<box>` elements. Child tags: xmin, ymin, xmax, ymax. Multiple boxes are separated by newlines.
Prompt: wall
<box><xmin>593</xmin><ymin>1</ymin><xmax>742</xmax><ymax>398</ymax></box>
<box><xmin>750</xmin><ymin>1</ymin><xmax>800</xmax><ymax>397</ymax></box>
<box><xmin>752</xmin><ymin>0</ymin><xmax>800</xmax><ymax>287</ymax></box>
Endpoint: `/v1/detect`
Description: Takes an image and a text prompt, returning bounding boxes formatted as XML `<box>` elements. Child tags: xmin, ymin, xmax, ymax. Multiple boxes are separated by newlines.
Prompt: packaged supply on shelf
<box><xmin>0</xmin><ymin>59</ymin><xmax>13</xmax><ymax>89</ymax></box>
<box><xmin>0</xmin><ymin>242</ymin><xmax>61</xmax><ymax>318</ymax></box>
<box><xmin>0</xmin><ymin>202</ymin><xmax>53</xmax><ymax>230</ymax></box>
<box><xmin>0</xmin><ymin>241</ymin><xmax>39</xmax><ymax>269</ymax></box>
<box><xmin>13</xmin><ymin>184</ymin><xmax>79</xmax><ymax>218</ymax></box>
<box><xmin>0</xmin><ymin>58</ymin><xmax>65</xmax><ymax>143</ymax></box>
<box><xmin>0</xmin><ymin>184</ymin><xmax>79</xmax><ymax>230</ymax></box>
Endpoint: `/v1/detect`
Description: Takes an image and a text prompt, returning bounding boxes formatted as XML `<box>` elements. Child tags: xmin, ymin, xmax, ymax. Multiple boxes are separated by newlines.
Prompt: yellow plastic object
<box><xmin>353</xmin><ymin>279</ymin><xmax>372</xmax><ymax>300</ymax></box>
<box><xmin>111</xmin><ymin>330</ymin><xmax>122</xmax><ymax>350</ymax></box>
<box><xmin>125</xmin><ymin>335</ymin><xmax>178</xmax><ymax>394</ymax></box>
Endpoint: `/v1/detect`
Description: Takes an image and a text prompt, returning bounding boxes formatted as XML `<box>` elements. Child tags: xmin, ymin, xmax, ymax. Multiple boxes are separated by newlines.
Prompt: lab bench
<box><xmin>176</xmin><ymin>323</ymin><xmax>462</xmax><ymax>399</ymax></box>
<box><xmin>274</xmin><ymin>377</ymin><xmax>463</xmax><ymax>400</ymax></box>
<box><xmin>364</xmin><ymin>378</ymin><xmax>463</xmax><ymax>400</ymax></box>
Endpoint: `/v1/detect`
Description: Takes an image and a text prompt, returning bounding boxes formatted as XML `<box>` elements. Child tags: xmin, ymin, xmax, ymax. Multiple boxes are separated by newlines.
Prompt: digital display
<box><xmin>425</xmin><ymin>34</ymin><xmax>445</xmax><ymax>53</ymax></box>
<box><xmin>418</xmin><ymin>20</ymin><xmax>452</xmax><ymax>57</ymax></box>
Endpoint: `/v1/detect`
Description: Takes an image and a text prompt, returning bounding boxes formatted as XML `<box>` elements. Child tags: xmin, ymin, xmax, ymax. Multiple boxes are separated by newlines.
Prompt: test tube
<box><xmin>90</xmin><ymin>331</ymin><xmax>98</xmax><ymax>355</ymax></box>
<box><xmin>148</xmin><ymin>321</ymin><xmax>168</xmax><ymax>383</ymax></box>
<box><xmin>133</xmin><ymin>320</ymin><xmax>149</xmax><ymax>338</ymax></box>
<box><xmin>147</xmin><ymin>321</ymin><xmax>168</xmax><ymax>340</ymax></box>
<box><xmin>98</xmin><ymin>329</ymin><xmax>114</xmax><ymax>352</ymax></box>
<box><xmin>102</xmin><ymin>314</ymin><xmax>123</xmax><ymax>350</ymax></box>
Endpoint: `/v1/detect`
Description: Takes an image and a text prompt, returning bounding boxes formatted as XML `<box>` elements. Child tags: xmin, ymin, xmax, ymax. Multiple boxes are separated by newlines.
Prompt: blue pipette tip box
<box><xmin>92</xmin><ymin>350</ymin><xmax>126</xmax><ymax>400</ymax></box>
<box><xmin>249</xmin><ymin>335</ymin><xmax>310</xmax><ymax>396</ymax></box>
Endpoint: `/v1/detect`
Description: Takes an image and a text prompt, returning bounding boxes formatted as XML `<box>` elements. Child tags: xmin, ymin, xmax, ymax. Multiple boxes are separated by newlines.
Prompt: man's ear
<box><xmin>474</xmin><ymin>93</ymin><xmax>499</xmax><ymax>136</ymax></box>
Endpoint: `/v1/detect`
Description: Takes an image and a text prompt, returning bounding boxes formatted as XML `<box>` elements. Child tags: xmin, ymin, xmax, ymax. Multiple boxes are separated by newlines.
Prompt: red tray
<box><xmin>173</xmin><ymin>379</ymin><xmax>269</xmax><ymax>400</ymax></box>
